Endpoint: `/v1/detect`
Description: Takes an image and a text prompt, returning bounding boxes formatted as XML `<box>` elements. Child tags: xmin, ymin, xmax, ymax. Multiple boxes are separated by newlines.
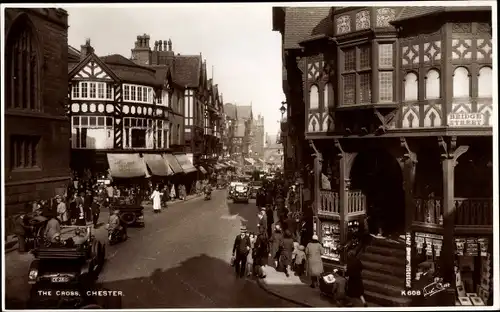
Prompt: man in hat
<box><xmin>56</xmin><ymin>195</ymin><xmax>69</xmax><ymax>225</ymax></box>
<box><xmin>257</xmin><ymin>207</ymin><xmax>267</xmax><ymax>234</ymax></box>
<box><xmin>232</xmin><ymin>225</ymin><xmax>251</xmax><ymax>278</ymax></box>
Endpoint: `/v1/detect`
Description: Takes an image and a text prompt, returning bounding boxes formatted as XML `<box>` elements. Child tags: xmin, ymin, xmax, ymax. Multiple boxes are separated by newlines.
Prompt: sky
<box><xmin>65</xmin><ymin>4</ymin><xmax>284</xmax><ymax>135</ymax></box>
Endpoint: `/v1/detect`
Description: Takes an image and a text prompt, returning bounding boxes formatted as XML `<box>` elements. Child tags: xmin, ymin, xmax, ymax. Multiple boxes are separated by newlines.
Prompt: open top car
<box><xmin>28</xmin><ymin>225</ymin><xmax>106</xmax><ymax>307</ymax></box>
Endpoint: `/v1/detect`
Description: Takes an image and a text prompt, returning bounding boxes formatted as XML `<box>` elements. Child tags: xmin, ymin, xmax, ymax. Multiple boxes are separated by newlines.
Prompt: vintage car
<box><xmin>27</xmin><ymin>225</ymin><xmax>106</xmax><ymax>308</ymax></box>
<box><xmin>112</xmin><ymin>198</ymin><xmax>145</xmax><ymax>227</ymax></box>
<box><xmin>248</xmin><ymin>181</ymin><xmax>263</xmax><ymax>199</ymax></box>
<box><xmin>232</xmin><ymin>183</ymin><xmax>250</xmax><ymax>204</ymax></box>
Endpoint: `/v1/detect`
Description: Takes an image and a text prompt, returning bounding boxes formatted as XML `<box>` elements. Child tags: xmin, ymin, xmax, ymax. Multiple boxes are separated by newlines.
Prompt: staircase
<box><xmin>359</xmin><ymin>236</ymin><xmax>412</xmax><ymax>307</ymax></box>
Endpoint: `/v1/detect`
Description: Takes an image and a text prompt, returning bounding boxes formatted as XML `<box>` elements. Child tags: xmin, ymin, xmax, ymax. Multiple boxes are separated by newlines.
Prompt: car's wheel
<box><xmin>120</xmin><ymin>212</ymin><xmax>137</xmax><ymax>225</ymax></box>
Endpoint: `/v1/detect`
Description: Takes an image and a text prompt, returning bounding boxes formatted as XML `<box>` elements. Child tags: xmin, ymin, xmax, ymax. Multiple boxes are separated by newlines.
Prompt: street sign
<box><xmin>447</xmin><ymin>113</ymin><xmax>485</xmax><ymax>127</ymax></box>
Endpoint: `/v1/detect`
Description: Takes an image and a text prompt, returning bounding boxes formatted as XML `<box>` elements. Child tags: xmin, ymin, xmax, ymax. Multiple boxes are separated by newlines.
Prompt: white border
<box><xmin>1</xmin><ymin>1</ymin><xmax>498</xmax><ymax>312</ymax></box>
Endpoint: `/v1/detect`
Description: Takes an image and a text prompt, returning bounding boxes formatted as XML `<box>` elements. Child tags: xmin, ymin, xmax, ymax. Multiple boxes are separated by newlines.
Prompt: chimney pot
<box><xmin>168</xmin><ymin>39</ymin><xmax>172</xmax><ymax>51</ymax></box>
<box><xmin>154</xmin><ymin>41</ymin><xmax>158</xmax><ymax>51</ymax></box>
<box><xmin>158</xmin><ymin>41</ymin><xmax>162</xmax><ymax>51</ymax></box>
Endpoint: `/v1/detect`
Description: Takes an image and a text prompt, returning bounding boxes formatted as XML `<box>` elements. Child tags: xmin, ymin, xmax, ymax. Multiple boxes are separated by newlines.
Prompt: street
<box><xmin>4</xmin><ymin>190</ymin><xmax>298</xmax><ymax>309</ymax></box>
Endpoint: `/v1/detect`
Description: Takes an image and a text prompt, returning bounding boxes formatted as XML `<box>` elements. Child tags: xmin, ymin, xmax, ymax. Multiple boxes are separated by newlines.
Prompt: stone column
<box><xmin>438</xmin><ymin>136</ymin><xmax>469</xmax><ymax>305</ymax></box>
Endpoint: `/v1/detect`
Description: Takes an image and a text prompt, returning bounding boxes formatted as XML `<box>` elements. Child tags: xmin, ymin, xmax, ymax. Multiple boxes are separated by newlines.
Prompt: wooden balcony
<box><xmin>413</xmin><ymin>197</ymin><xmax>493</xmax><ymax>234</ymax></box>
<box><xmin>318</xmin><ymin>190</ymin><xmax>366</xmax><ymax>218</ymax></box>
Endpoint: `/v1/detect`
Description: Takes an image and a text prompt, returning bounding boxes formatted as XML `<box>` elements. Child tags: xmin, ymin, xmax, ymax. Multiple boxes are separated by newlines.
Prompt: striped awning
<box><xmin>163</xmin><ymin>153</ymin><xmax>184</xmax><ymax>174</ymax></box>
<box><xmin>174</xmin><ymin>154</ymin><xmax>197</xmax><ymax>173</ymax></box>
<box><xmin>143</xmin><ymin>154</ymin><xmax>172</xmax><ymax>176</ymax></box>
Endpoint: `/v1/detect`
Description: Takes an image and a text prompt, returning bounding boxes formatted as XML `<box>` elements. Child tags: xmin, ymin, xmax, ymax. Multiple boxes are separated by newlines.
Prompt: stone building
<box><xmin>250</xmin><ymin>114</ymin><xmax>265</xmax><ymax>161</ymax></box>
<box><xmin>4</xmin><ymin>8</ymin><xmax>71</xmax><ymax>232</ymax></box>
<box><xmin>273</xmin><ymin>6</ymin><xmax>493</xmax><ymax>306</ymax></box>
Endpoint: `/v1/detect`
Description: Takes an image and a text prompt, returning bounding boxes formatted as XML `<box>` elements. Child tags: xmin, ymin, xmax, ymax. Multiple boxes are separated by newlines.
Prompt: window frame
<box><xmin>341</xmin><ymin>45</ymin><xmax>372</xmax><ymax>106</ymax></box>
<box><xmin>10</xmin><ymin>135</ymin><xmax>40</xmax><ymax>169</ymax></box>
<box><xmin>71</xmin><ymin>81</ymin><xmax>114</xmax><ymax>100</ymax></box>
<box><xmin>309</xmin><ymin>85</ymin><xmax>320</xmax><ymax>109</ymax></box>
<box><xmin>452</xmin><ymin>66</ymin><xmax>471</xmax><ymax>99</ymax></box>
<box><xmin>376</xmin><ymin>42</ymin><xmax>395</xmax><ymax>103</ymax></box>
<box><xmin>122</xmin><ymin>83</ymin><xmax>155</xmax><ymax>104</ymax></box>
<box><xmin>425</xmin><ymin>69</ymin><xmax>441</xmax><ymax>100</ymax></box>
<box><xmin>403</xmin><ymin>71</ymin><xmax>419</xmax><ymax>102</ymax></box>
<box><xmin>477</xmin><ymin>66</ymin><xmax>492</xmax><ymax>98</ymax></box>
<box><xmin>71</xmin><ymin>115</ymin><xmax>114</xmax><ymax>149</ymax></box>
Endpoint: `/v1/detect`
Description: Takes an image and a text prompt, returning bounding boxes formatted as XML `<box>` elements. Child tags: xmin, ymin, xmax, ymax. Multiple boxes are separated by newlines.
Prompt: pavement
<box><xmin>3</xmin><ymin>191</ymin><xmax>299</xmax><ymax>309</ymax></box>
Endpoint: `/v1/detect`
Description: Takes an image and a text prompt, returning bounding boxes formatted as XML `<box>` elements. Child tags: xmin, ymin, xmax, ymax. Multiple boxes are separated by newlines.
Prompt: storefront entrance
<box><xmin>350</xmin><ymin>149</ymin><xmax>405</xmax><ymax>237</ymax></box>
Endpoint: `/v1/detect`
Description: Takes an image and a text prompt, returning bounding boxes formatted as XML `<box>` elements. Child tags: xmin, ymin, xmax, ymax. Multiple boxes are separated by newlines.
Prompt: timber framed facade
<box><xmin>274</xmin><ymin>6</ymin><xmax>493</xmax><ymax>306</ymax></box>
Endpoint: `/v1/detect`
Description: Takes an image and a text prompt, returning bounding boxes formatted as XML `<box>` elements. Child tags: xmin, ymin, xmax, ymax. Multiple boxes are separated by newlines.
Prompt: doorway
<box><xmin>350</xmin><ymin>149</ymin><xmax>405</xmax><ymax>237</ymax></box>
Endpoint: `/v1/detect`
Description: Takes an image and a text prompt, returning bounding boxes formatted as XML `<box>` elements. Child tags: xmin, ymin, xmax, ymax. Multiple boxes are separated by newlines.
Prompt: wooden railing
<box><xmin>414</xmin><ymin>197</ymin><xmax>493</xmax><ymax>226</ymax></box>
<box><xmin>319</xmin><ymin>190</ymin><xmax>366</xmax><ymax>216</ymax></box>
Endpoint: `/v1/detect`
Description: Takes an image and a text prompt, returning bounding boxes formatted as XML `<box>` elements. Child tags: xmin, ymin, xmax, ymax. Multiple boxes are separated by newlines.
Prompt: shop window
<box><xmin>72</xmin><ymin>116</ymin><xmax>114</xmax><ymax>149</ymax></box>
<box><xmin>478</xmin><ymin>67</ymin><xmax>492</xmax><ymax>98</ymax></box>
<box><xmin>309</xmin><ymin>85</ymin><xmax>319</xmax><ymax>109</ymax></box>
<box><xmin>425</xmin><ymin>69</ymin><xmax>441</xmax><ymax>99</ymax></box>
<box><xmin>453</xmin><ymin>67</ymin><xmax>470</xmax><ymax>98</ymax></box>
<box><xmin>379</xmin><ymin>72</ymin><xmax>393</xmax><ymax>102</ymax></box>
<box><xmin>324</xmin><ymin>82</ymin><xmax>334</xmax><ymax>107</ymax></box>
<box><xmin>320</xmin><ymin>221</ymin><xmax>341</xmax><ymax>261</ymax></box>
<box><xmin>404</xmin><ymin>72</ymin><xmax>418</xmax><ymax>101</ymax></box>
<box><xmin>10</xmin><ymin>135</ymin><xmax>40</xmax><ymax>169</ymax></box>
<box><xmin>5</xmin><ymin>18</ymin><xmax>40</xmax><ymax>111</ymax></box>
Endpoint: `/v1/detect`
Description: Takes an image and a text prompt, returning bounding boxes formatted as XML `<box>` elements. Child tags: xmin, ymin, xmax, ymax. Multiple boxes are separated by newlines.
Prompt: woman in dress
<box><xmin>150</xmin><ymin>186</ymin><xmax>163</xmax><ymax>213</ymax></box>
<box><xmin>305</xmin><ymin>234</ymin><xmax>324</xmax><ymax>288</ymax></box>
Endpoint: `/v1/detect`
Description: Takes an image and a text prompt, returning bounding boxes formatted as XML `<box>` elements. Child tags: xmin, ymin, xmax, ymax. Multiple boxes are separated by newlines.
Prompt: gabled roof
<box><xmin>284</xmin><ymin>7</ymin><xmax>332</xmax><ymax>50</ymax></box>
<box><xmin>172</xmin><ymin>55</ymin><xmax>202</xmax><ymax>88</ymax></box>
<box><xmin>236</xmin><ymin>105</ymin><xmax>252</xmax><ymax>120</ymax></box>
<box><xmin>150</xmin><ymin>65</ymin><xmax>170</xmax><ymax>87</ymax></box>
<box><xmin>68</xmin><ymin>52</ymin><xmax>121</xmax><ymax>82</ymax></box>
<box><xmin>68</xmin><ymin>45</ymin><xmax>81</xmax><ymax>62</ymax></box>
<box><xmin>100</xmin><ymin>54</ymin><xmax>160</xmax><ymax>87</ymax></box>
<box><xmin>224</xmin><ymin>103</ymin><xmax>237</xmax><ymax>120</ymax></box>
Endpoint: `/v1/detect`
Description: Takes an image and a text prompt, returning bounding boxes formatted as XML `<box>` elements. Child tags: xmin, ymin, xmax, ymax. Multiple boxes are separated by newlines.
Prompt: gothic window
<box><xmin>324</xmin><ymin>83</ymin><xmax>334</xmax><ymax>108</ymax></box>
<box><xmin>404</xmin><ymin>72</ymin><xmax>418</xmax><ymax>101</ymax></box>
<box><xmin>309</xmin><ymin>85</ymin><xmax>319</xmax><ymax>109</ymax></box>
<box><xmin>5</xmin><ymin>16</ymin><xmax>40</xmax><ymax>110</ymax></box>
<box><xmin>478</xmin><ymin>67</ymin><xmax>492</xmax><ymax>98</ymax></box>
<box><xmin>453</xmin><ymin>67</ymin><xmax>470</xmax><ymax>98</ymax></box>
<box><xmin>425</xmin><ymin>69</ymin><xmax>441</xmax><ymax>99</ymax></box>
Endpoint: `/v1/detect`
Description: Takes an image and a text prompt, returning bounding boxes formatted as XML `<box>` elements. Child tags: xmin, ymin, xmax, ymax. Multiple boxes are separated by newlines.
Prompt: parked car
<box><xmin>249</xmin><ymin>181</ymin><xmax>263</xmax><ymax>199</ymax></box>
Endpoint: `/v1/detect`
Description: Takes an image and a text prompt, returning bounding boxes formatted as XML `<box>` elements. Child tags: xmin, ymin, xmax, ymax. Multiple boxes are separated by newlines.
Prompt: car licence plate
<box><xmin>51</xmin><ymin>276</ymin><xmax>69</xmax><ymax>283</ymax></box>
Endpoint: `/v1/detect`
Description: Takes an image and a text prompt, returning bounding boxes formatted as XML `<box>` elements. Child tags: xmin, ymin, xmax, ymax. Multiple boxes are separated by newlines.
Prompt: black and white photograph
<box><xmin>1</xmin><ymin>1</ymin><xmax>498</xmax><ymax>310</ymax></box>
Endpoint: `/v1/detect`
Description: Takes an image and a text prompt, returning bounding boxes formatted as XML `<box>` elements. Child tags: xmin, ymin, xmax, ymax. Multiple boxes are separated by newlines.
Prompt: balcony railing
<box><xmin>414</xmin><ymin>197</ymin><xmax>493</xmax><ymax>226</ymax></box>
<box><xmin>318</xmin><ymin>190</ymin><xmax>366</xmax><ymax>217</ymax></box>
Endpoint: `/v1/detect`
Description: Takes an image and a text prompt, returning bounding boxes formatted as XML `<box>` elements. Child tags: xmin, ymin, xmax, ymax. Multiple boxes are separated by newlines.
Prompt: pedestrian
<box><xmin>151</xmin><ymin>186</ymin><xmax>163</xmax><ymax>213</ymax></box>
<box><xmin>306</xmin><ymin>234</ymin><xmax>324</xmax><ymax>288</ymax></box>
<box><xmin>294</xmin><ymin>245</ymin><xmax>306</xmax><ymax>276</ymax></box>
<box><xmin>232</xmin><ymin>225</ymin><xmax>251</xmax><ymax>278</ymax></box>
<box><xmin>247</xmin><ymin>233</ymin><xmax>257</xmax><ymax>277</ymax></box>
<box><xmin>170</xmin><ymin>184</ymin><xmax>176</xmax><ymax>200</ymax></box>
<box><xmin>75</xmin><ymin>193</ymin><xmax>86</xmax><ymax>226</ymax></box>
<box><xmin>346</xmin><ymin>250</ymin><xmax>367</xmax><ymax>307</ymax></box>
<box><xmin>279</xmin><ymin>230</ymin><xmax>295</xmax><ymax>277</ymax></box>
<box><xmin>84</xmin><ymin>189</ymin><xmax>93</xmax><ymax>223</ymax></box>
<box><xmin>56</xmin><ymin>195</ymin><xmax>69</xmax><ymax>225</ymax></box>
<box><xmin>257</xmin><ymin>208</ymin><xmax>267</xmax><ymax>234</ymax></box>
<box><xmin>270</xmin><ymin>224</ymin><xmax>284</xmax><ymax>268</ymax></box>
<box><xmin>14</xmin><ymin>213</ymin><xmax>28</xmax><ymax>252</ymax></box>
<box><xmin>265</xmin><ymin>205</ymin><xmax>274</xmax><ymax>239</ymax></box>
<box><xmin>91</xmin><ymin>197</ymin><xmax>101</xmax><ymax>227</ymax></box>
<box><xmin>254</xmin><ymin>226</ymin><xmax>269</xmax><ymax>278</ymax></box>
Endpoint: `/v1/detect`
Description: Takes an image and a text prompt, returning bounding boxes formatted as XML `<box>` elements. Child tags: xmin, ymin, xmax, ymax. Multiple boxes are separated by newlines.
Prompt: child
<box><xmin>294</xmin><ymin>245</ymin><xmax>306</xmax><ymax>276</ymax></box>
<box><xmin>247</xmin><ymin>233</ymin><xmax>257</xmax><ymax>277</ymax></box>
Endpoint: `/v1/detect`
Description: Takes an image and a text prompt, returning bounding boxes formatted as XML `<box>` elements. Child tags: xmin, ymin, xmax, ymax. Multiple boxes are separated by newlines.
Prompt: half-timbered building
<box><xmin>4</xmin><ymin>8</ymin><xmax>71</xmax><ymax>233</ymax></box>
<box><xmin>273</xmin><ymin>6</ymin><xmax>493</xmax><ymax>306</ymax></box>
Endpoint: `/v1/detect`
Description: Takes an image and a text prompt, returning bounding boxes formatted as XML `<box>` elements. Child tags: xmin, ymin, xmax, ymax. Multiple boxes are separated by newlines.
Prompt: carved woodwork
<box><xmin>334</xmin><ymin>139</ymin><xmax>358</xmax><ymax>182</ymax></box>
<box><xmin>374</xmin><ymin>108</ymin><xmax>397</xmax><ymax>130</ymax></box>
<box><xmin>438</xmin><ymin>136</ymin><xmax>469</xmax><ymax>166</ymax></box>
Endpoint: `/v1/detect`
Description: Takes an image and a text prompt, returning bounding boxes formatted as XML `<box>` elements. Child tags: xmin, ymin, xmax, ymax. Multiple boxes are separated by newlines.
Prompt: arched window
<box><xmin>404</xmin><ymin>72</ymin><xmax>418</xmax><ymax>101</ymax></box>
<box><xmin>478</xmin><ymin>67</ymin><xmax>492</xmax><ymax>98</ymax></box>
<box><xmin>324</xmin><ymin>83</ymin><xmax>334</xmax><ymax>107</ymax></box>
<box><xmin>309</xmin><ymin>85</ymin><xmax>319</xmax><ymax>109</ymax></box>
<box><xmin>453</xmin><ymin>67</ymin><xmax>470</xmax><ymax>98</ymax></box>
<box><xmin>425</xmin><ymin>69</ymin><xmax>440</xmax><ymax>99</ymax></box>
<box><xmin>5</xmin><ymin>16</ymin><xmax>39</xmax><ymax>110</ymax></box>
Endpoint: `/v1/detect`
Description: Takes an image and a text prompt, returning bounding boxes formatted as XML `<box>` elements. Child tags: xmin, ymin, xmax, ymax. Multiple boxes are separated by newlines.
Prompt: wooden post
<box><xmin>438</xmin><ymin>136</ymin><xmax>469</xmax><ymax>305</ymax></box>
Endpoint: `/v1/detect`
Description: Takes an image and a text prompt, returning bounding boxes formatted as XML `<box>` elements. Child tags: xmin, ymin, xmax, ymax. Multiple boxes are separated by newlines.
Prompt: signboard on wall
<box><xmin>447</xmin><ymin>113</ymin><xmax>485</xmax><ymax>127</ymax></box>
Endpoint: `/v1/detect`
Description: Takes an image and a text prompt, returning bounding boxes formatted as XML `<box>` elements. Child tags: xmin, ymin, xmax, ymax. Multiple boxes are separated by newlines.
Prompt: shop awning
<box><xmin>174</xmin><ymin>153</ymin><xmax>197</xmax><ymax>173</ymax></box>
<box><xmin>142</xmin><ymin>154</ymin><xmax>172</xmax><ymax>176</ymax></box>
<box><xmin>199</xmin><ymin>166</ymin><xmax>208</xmax><ymax>174</ymax></box>
<box><xmin>244</xmin><ymin>158</ymin><xmax>255</xmax><ymax>165</ymax></box>
<box><xmin>107</xmin><ymin>153</ymin><xmax>148</xmax><ymax>178</ymax></box>
<box><xmin>163</xmin><ymin>153</ymin><xmax>184</xmax><ymax>174</ymax></box>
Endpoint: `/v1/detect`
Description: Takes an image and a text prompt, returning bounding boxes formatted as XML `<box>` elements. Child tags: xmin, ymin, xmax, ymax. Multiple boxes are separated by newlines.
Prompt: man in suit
<box><xmin>258</xmin><ymin>207</ymin><xmax>267</xmax><ymax>234</ymax></box>
<box><xmin>232</xmin><ymin>225</ymin><xmax>251</xmax><ymax>278</ymax></box>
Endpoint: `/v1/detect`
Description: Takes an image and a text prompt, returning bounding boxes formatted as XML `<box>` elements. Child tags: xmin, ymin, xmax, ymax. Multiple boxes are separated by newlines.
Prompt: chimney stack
<box><xmin>163</xmin><ymin>40</ymin><xmax>167</xmax><ymax>52</ymax></box>
<box><xmin>144</xmin><ymin>34</ymin><xmax>150</xmax><ymax>48</ymax></box>
<box><xmin>80</xmin><ymin>38</ymin><xmax>94</xmax><ymax>60</ymax></box>
<box><xmin>168</xmin><ymin>39</ymin><xmax>172</xmax><ymax>51</ymax></box>
<box><xmin>158</xmin><ymin>40</ymin><xmax>162</xmax><ymax>51</ymax></box>
<box><xmin>154</xmin><ymin>41</ymin><xmax>158</xmax><ymax>51</ymax></box>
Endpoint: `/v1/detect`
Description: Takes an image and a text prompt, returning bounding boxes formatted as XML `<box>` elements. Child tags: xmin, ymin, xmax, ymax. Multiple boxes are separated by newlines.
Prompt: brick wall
<box><xmin>4</xmin><ymin>8</ymin><xmax>71</xmax><ymax>233</ymax></box>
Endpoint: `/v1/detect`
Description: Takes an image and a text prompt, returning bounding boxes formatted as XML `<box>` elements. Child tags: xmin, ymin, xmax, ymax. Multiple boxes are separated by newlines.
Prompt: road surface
<box><xmin>4</xmin><ymin>190</ymin><xmax>297</xmax><ymax>309</ymax></box>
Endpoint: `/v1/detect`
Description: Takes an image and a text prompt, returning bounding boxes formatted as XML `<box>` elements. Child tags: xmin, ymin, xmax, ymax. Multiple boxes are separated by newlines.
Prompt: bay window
<box><xmin>341</xmin><ymin>45</ymin><xmax>372</xmax><ymax>105</ymax></box>
<box><xmin>378</xmin><ymin>43</ymin><xmax>394</xmax><ymax>102</ymax></box>
<box><xmin>123</xmin><ymin>83</ymin><xmax>155</xmax><ymax>104</ymax></box>
<box><xmin>71</xmin><ymin>82</ymin><xmax>113</xmax><ymax>100</ymax></box>
<box><xmin>72</xmin><ymin>116</ymin><xmax>114</xmax><ymax>149</ymax></box>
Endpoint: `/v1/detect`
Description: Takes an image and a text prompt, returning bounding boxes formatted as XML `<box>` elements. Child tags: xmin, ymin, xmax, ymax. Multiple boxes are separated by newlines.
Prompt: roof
<box><xmin>284</xmin><ymin>7</ymin><xmax>332</xmax><ymax>50</ymax></box>
<box><xmin>236</xmin><ymin>105</ymin><xmax>252</xmax><ymax>120</ymax></box>
<box><xmin>68</xmin><ymin>45</ymin><xmax>80</xmax><ymax>61</ymax></box>
<box><xmin>391</xmin><ymin>6</ymin><xmax>491</xmax><ymax>24</ymax></box>
<box><xmin>100</xmin><ymin>54</ymin><xmax>159</xmax><ymax>87</ymax></box>
<box><xmin>224</xmin><ymin>103</ymin><xmax>237</xmax><ymax>120</ymax></box>
<box><xmin>149</xmin><ymin>65</ymin><xmax>170</xmax><ymax>86</ymax></box>
<box><xmin>173</xmin><ymin>55</ymin><xmax>202</xmax><ymax>88</ymax></box>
